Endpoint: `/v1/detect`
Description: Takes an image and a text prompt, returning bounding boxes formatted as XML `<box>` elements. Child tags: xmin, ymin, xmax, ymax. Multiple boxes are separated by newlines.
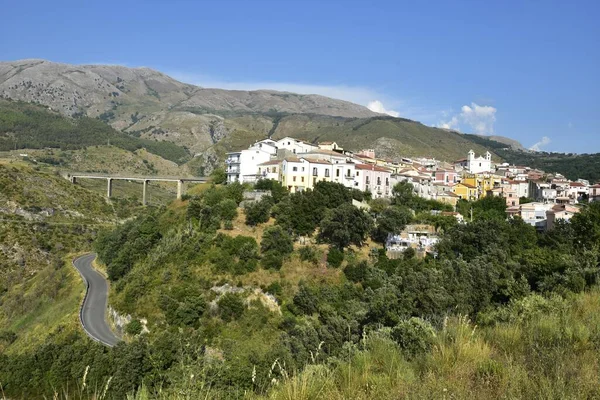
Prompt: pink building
<box><xmin>434</xmin><ymin>169</ymin><xmax>458</xmax><ymax>184</ymax></box>
<box><xmin>355</xmin><ymin>164</ymin><xmax>392</xmax><ymax>198</ymax></box>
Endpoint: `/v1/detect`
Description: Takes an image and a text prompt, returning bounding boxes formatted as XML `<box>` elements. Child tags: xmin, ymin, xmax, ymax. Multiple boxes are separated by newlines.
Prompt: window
<box><xmin>386</xmin><ymin>178</ymin><xmax>389</xmax><ymax>186</ymax></box>
<box><xmin>273</xmin><ymin>167</ymin><xmax>277</xmax><ymax>173</ymax></box>
<box><xmin>356</xmin><ymin>171</ymin><xmax>359</xmax><ymax>176</ymax></box>
<box><xmin>446</xmin><ymin>176</ymin><xmax>449</xmax><ymax>183</ymax></box>
<box><xmin>325</xmin><ymin>169</ymin><xmax>330</xmax><ymax>177</ymax></box>
<box><xmin>293</xmin><ymin>166</ymin><xmax>298</xmax><ymax>172</ymax></box>
<box><xmin>366</xmin><ymin>177</ymin><xmax>370</xmax><ymax>184</ymax></box>
<box><xmin>313</xmin><ymin>167</ymin><xmax>318</xmax><ymax>176</ymax></box>
<box><xmin>302</xmin><ymin>167</ymin><xmax>305</xmax><ymax>172</ymax></box>
<box><xmin>301</xmin><ymin>177</ymin><xmax>304</xmax><ymax>182</ymax></box>
<box><xmin>336</xmin><ymin>169</ymin><xmax>340</xmax><ymax>177</ymax></box>
<box><xmin>377</xmin><ymin>177</ymin><xmax>381</xmax><ymax>185</ymax></box>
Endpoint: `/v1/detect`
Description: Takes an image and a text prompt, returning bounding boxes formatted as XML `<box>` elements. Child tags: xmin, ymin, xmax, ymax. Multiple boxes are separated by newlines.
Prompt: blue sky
<box><xmin>1</xmin><ymin>0</ymin><xmax>599</xmax><ymax>153</ymax></box>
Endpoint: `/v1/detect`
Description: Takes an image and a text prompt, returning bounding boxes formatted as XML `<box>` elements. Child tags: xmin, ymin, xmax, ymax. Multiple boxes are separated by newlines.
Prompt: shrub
<box><xmin>344</xmin><ymin>261</ymin><xmax>368</xmax><ymax>282</ymax></box>
<box><xmin>218</xmin><ymin>199</ymin><xmax>238</xmax><ymax>222</ymax></box>
<box><xmin>327</xmin><ymin>247</ymin><xmax>344</xmax><ymax>268</ymax></box>
<box><xmin>261</xmin><ymin>226</ymin><xmax>293</xmax><ymax>256</ymax></box>
<box><xmin>262</xmin><ymin>251</ymin><xmax>284</xmax><ymax>270</ymax></box>
<box><xmin>125</xmin><ymin>319</ymin><xmax>143</xmax><ymax>335</ymax></box>
<box><xmin>245</xmin><ymin>196</ymin><xmax>273</xmax><ymax>226</ymax></box>
<box><xmin>391</xmin><ymin>317</ymin><xmax>435</xmax><ymax>358</ymax></box>
<box><xmin>299</xmin><ymin>245</ymin><xmax>319</xmax><ymax>264</ymax></box>
<box><xmin>218</xmin><ymin>293</ymin><xmax>245</xmax><ymax>322</ymax></box>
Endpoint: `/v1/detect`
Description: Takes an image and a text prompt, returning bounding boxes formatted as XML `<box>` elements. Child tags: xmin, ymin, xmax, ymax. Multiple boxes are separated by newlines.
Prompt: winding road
<box><xmin>73</xmin><ymin>253</ymin><xmax>121</xmax><ymax>347</ymax></box>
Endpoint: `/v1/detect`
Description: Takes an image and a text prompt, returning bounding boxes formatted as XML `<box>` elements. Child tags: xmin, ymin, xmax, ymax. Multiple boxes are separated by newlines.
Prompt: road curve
<box><xmin>73</xmin><ymin>253</ymin><xmax>121</xmax><ymax>347</ymax></box>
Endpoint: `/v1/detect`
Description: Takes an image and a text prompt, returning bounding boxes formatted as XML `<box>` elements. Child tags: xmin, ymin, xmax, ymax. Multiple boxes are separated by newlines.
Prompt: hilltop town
<box><xmin>227</xmin><ymin>137</ymin><xmax>596</xmax><ymax>234</ymax></box>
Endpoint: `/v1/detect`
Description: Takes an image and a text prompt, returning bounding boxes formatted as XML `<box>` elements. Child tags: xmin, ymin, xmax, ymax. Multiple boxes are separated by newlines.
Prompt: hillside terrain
<box><xmin>1</xmin><ymin>171</ymin><xmax>600</xmax><ymax>398</ymax></box>
<box><xmin>1</xmin><ymin>59</ymin><xmax>501</xmax><ymax>169</ymax></box>
<box><xmin>0</xmin><ymin>162</ymin><xmax>119</xmax><ymax>355</ymax></box>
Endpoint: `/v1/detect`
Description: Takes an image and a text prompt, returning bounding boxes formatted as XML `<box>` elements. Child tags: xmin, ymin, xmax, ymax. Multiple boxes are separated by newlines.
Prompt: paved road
<box><xmin>73</xmin><ymin>253</ymin><xmax>121</xmax><ymax>347</ymax></box>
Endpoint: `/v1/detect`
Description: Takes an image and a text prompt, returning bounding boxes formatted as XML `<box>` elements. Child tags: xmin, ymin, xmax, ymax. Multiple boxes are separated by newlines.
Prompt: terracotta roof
<box><xmin>318</xmin><ymin>141</ymin><xmax>334</xmax><ymax>145</ymax></box>
<box><xmin>283</xmin><ymin>156</ymin><xmax>302</xmax><ymax>162</ymax></box>
<box><xmin>458</xmin><ymin>182</ymin><xmax>477</xmax><ymax>189</ymax></box>
<box><xmin>570</xmin><ymin>182</ymin><xmax>586</xmax><ymax>187</ymax></box>
<box><xmin>591</xmin><ymin>184</ymin><xmax>600</xmax><ymax>188</ymax></box>
<box><xmin>258</xmin><ymin>160</ymin><xmax>282</xmax><ymax>166</ymax></box>
<box><xmin>306</xmin><ymin>149</ymin><xmax>345</xmax><ymax>156</ymax></box>
<box><xmin>355</xmin><ymin>164</ymin><xmax>391</xmax><ymax>172</ymax></box>
<box><xmin>304</xmin><ymin>158</ymin><xmax>332</xmax><ymax>165</ymax></box>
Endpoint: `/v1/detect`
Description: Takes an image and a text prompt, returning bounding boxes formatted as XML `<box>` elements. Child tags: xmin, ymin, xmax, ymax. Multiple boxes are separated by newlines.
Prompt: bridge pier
<box><xmin>107</xmin><ymin>178</ymin><xmax>113</xmax><ymax>198</ymax></box>
<box><xmin>142</xmin><ymin>180</ymin><xmax>149</xmax><ymax>206</ymax></box>
<box><xmin>177</xmin><ymin>180</ymin><xmax>184</xmax><ymax>200</ymax></box>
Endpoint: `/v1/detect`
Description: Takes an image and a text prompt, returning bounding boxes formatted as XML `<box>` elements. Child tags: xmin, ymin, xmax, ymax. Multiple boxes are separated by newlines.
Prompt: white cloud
<box><xmin>530</xmin><ymin>136</ymin><xmax>551</xmax><ymax>151</ymax></box>
<box><xmin>439</xmin><ymin>102</ymin><xmax>497</xmax><ymax>135</ymax></box>
<box><xmin>367</xmin><ymin>100</ymin><xmax>400</xmax><ymax>117</ymax></box>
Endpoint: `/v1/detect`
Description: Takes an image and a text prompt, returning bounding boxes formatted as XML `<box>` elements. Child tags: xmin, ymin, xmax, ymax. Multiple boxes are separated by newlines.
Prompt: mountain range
<box><xmin>0</xmin><ymin>59</ymin><xmax>516</xmax><ymax>171</ymax></box>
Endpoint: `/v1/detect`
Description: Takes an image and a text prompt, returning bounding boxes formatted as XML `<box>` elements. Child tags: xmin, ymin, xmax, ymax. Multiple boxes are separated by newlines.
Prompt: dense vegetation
<box><xmin>0</xmin><ymin>99</ymin><xmax>190</xmax><ymax>164</ymax></box>
<box><xmin>2</xmin><ymin>178</ymin><xmax>600</xmax><ymax>399</ymax></box>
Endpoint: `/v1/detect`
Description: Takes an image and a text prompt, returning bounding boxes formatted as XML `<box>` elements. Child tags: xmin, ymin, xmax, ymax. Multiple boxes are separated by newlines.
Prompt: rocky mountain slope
<box><xmin>1</xmin><ymin>58</ymin><xmax>500</xmax><ymax>166</ymax></box>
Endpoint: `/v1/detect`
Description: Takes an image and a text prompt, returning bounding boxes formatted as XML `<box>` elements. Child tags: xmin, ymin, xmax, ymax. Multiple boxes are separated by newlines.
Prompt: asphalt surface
<box><xmin>73</xmin><ymin>253</ymin><xmax>121</xmax><ymax>347</ymax></box>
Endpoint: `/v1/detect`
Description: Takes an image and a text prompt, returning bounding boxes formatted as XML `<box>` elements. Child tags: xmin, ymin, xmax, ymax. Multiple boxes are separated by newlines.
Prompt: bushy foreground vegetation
<box><xmin>2</xmin><ymin>180</ymin><xmax>600</xmax><ymax>399</ymax></box>
<box><xmin>0</xmin><ymin>99</ymin><xmax>190</xmax><ymax>164</ymax></box>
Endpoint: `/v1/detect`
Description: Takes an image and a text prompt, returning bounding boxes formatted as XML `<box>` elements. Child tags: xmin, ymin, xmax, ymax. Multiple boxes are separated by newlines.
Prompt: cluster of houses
<box><xmin>226</xmin><ymin>138</ymin><xmax>598</xmax><ymax>249</ymax></box>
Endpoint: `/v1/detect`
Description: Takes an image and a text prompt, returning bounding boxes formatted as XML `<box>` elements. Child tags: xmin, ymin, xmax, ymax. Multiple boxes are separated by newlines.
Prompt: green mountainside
<box><xmin>0</xmin><ymin>99</ymin><xmax>190</xmax><ymax>164</ymax></box>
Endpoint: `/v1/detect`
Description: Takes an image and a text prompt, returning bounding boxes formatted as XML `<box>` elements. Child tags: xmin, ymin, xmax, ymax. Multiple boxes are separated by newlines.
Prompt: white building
<box><xmin>226</xmin><ymin>139</ymin><xmax>278</xmax><ymax>183</ymax></box>
<box><xmin>257</xmin><ymin>160</ymin><xmax>282</xmax><ymax>181</ymax></box>
<box><xmin>275</xmin><ymin>137</ymin><xmax>317</xmax><ymax>154</ymax></box>
<box><xmin>466</xmin><ymin>150</ymin><xmax>493</xmax><ymax>174</ymax></box>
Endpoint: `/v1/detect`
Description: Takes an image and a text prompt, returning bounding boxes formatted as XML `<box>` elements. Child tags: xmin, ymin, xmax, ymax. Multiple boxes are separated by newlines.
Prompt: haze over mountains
<box><xmin>0</xmin><ymin>59</ymin><xmax>520</xmax><ymax>170</ymax></box>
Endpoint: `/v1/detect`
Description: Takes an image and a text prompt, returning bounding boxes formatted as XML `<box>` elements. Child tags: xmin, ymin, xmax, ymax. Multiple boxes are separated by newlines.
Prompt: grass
<box><xmin>1</xmin><ymin>253</ymin><xmax>85</xmax><ymax>355</ymax></box>
<box><xmin>259</xmin><ymin>289</ymin><xmax>600</xmax><ymax>400</ymax></box>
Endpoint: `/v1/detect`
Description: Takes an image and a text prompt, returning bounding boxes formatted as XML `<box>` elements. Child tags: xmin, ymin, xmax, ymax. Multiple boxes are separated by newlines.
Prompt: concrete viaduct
<box><xmin>65</xmin><ymin>172</ymin><xmax>208</xmax><ymax>205</ymax></box>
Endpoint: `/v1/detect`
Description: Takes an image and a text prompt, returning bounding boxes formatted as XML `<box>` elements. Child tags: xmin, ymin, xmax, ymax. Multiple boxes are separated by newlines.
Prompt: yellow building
<box><xmin>453</xmin><ymin>182</ymin><xmax>479</xmax><ymax>201</ymax></box>
<box><xmin>461</xmin><ymin>173</ymin><xmax>503</xmax><ymax>198</ymax></box>
<box><xmin>280</xmin><ymin>157</ymin><xmax>333</xmax><ymax>193</ymax></box>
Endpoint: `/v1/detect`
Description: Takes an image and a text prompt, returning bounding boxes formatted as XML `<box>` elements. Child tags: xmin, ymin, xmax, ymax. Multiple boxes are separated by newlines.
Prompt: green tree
<box><xmin>217</xmin><ymin>199</ymin><xmax>238</xmax><ymax>222</ymax></box>
<box><xmin>372</xmin><ymin>206</ymin><xmax>413</xmax><ymax>243</ymax></box>
<box><xmin>245</xmin><ymin>196</ymin><xmax>273</xmax><ymax>226</ymax></box>
<box><xmin>218</xmin><ymin>293</ymin><xmax>245</xmax><ymax>322</ymax></box>
<box><xmin>210</xmin><ymin>167</ymin><xmax>227</xmax><ymax>184</ymax></box>
<box><xmin>319</xmin><ymin>203</ymin><xmax>374</xmax><ymax>250</ymax></box>
<box><xmin>261</xmin><ymin>226</ymin><xmax>293</xmax><ymax>256</ymax></box>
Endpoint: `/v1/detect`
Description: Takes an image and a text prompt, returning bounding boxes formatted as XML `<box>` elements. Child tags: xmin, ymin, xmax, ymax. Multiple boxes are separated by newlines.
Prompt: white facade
<box><xmin>226</xmin><ymin>140</ymin><xmax>278</xmax><ymax>183</ymax></box>
<box><xmin>257</xmin><ymin>160</ymin><xmax>282</xmax><ymax>181</ymax></box>
<box><xmin>330</xmin><ymin>162</ymin><xmax>357</xmax><ymax>189</ymax></box>
<box><xmin>275</xmin><ymin>137</ymin><xmax>317</xmax><ymax>154</ymax></box>
<box><xmin>467</xmin><ymin>150</ymin><xmax>492</xmax><ymax>174</ymax></box>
